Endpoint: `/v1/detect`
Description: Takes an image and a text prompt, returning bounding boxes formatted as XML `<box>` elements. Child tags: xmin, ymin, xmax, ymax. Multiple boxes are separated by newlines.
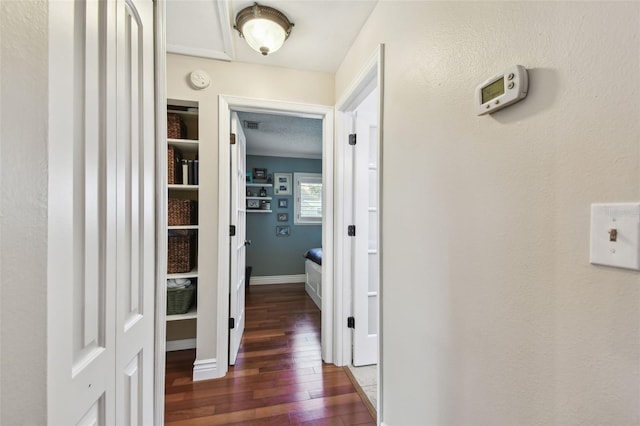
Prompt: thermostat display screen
<box><xmin>475</xmin><ymin>65</ymin><xmax>528</xmax><ymax>115</ymax></box>
<box><xmin>481</xmin><ymin>77</ymin><xmax>505</xmax><ymax>104</ymax></box>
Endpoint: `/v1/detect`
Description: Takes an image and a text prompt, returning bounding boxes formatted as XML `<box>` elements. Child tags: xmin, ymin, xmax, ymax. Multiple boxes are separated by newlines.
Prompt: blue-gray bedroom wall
<box><xmin>246</xmin><ymin>155</ymin><xmax>322</xmax><ymax>277</ymax></box>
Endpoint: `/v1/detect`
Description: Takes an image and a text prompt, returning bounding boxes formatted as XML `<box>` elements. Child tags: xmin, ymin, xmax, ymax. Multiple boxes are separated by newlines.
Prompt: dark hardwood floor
<box><xmin>165</xmin><ymin>283</ymin><xmax>376</xmax><ymax>425</ymax></box>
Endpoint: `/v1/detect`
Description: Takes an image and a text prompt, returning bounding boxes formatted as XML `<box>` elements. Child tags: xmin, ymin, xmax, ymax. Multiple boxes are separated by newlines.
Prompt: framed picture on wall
<box><xmin>253</xmin><ymin>168</ymin><xmax>267</xmax><ymax>180</ymax></box>
<box><xmin>278</xmin><ymin>198</ymin><xmax>288</xmax><ymax>208</ymax></box>
<box><xmin>276</xmin><ymin>225</ymin><xmax>290</xmax><ymax>237</ymax></box>
<box><xmin>277</xmin><ymin>213</ymin><xmax>288</xmax><ymax>222</ymax></box>
<box><xmin>273</xmin><ymin>173</ymin><xmax>292</xmax><ymax>195</ymax></box>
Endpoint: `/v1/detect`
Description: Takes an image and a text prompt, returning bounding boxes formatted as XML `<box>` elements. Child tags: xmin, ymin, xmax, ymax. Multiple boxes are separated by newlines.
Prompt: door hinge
<box><xmin>347</xmin><ymin>225</ymin><xmax>356</xmax><ymax>237</ymax></box>
<box><xmin>347</xmin><ymin>316</ymin><xmax>355</xmax><ymax>329</ymax></box>
<box><xmin>230</xmin><ymin>225</ymin><xmax>236</xmax><ymax>236</ymax></box>
<box><xmin>230</xmin><ymin>133</ymin><xmax>236</xmax><ymax>145</ymax></box>
<box><xmin>229</xmin><ymin>318</ymin><xmax>235</xmax><ymax>329</ymax></box>
<box><xmin>349</xmin><ymin>133</ymin><xmax>357</xmax><ymax>146</ymax></box>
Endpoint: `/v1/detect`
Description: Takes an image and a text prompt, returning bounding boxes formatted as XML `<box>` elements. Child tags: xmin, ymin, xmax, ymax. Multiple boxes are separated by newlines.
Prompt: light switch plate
<box><xmin>590</xmin><ymin>203</ymin><xmax>640</xmax><ymax>270</ymax></box>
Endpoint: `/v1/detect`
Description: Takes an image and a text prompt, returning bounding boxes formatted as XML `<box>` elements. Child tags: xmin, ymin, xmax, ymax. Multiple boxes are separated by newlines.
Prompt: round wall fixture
<box><xmin>189</xmin><ymin>70</ymin><xmax>211</xmax><ymax>90</ymax></box>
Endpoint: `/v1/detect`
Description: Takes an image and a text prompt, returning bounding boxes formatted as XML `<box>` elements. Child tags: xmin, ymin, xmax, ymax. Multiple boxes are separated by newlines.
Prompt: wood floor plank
<box><xmin>165</xmin><ymin>283</ymin><xmax>375</xmax><ymax>425</ymax></box>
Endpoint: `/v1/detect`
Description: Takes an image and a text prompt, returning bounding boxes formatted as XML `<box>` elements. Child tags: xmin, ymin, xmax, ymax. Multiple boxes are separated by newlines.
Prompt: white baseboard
<box><xmin>192</xmin><ymin>358</ymin><xmax>218</xmax><ymax>381</ymax></box>
<box><xmin>250</xmin><ymin>274</ymin><xmax>306</xmax><ymax>285</ymax></box>
<box><xmin>165</xmin><ymin>338</ymin><xmax>196</xmax><ymax>352</ymax></box>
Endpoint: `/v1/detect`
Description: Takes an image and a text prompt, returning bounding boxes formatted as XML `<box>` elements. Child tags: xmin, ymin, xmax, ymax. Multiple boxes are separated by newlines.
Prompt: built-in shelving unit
<box><xmin>167</xmin><ymin>100</ymin><xmax>199</xmax><ymax>325</ymax></box>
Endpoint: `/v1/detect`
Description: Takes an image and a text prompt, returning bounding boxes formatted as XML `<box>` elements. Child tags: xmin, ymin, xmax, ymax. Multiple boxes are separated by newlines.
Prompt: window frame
<box><xmin>294</xmin><ymin>172</ymin><xmax>322</xmax><ymax>225</ymax></box>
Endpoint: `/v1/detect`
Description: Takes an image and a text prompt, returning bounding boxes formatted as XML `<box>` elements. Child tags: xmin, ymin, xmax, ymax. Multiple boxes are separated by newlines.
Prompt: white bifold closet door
<box><xmin>48</xmin><ymin>0</ymin><xmax>156</xmax><ymax>424</ymax></box>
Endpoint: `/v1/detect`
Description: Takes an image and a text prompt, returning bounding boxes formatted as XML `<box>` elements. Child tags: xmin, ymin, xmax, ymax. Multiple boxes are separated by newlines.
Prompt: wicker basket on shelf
<box><xmin>167</xmin><ymin>230</ymin><xmax>196</xmax><ymax>273</ymax></box>
<box><xmin>166</xmin><ymin>285</ymin><xmax>195</xmax><ymax>315</ymax></box>
<box><xmin>168</xmin><ymin>199</ymin><xmax>197</xmax><ymax>226</ymax></box>
<box><xmin>167</xmin><ymin>146</ymin><xmax>176</xmax><ymax>184</ymax></box>
<box><xmin>167</xmin><ymin>113</ymin><xmax>187</xmax><ymax>139</ymax></box>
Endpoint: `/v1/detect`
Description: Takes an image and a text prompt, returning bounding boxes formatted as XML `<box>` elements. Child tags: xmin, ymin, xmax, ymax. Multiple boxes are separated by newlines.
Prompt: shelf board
<box><xmin>246</xmin><ymin>196</ymin><xmax>272</xmax><ymax>200</ymax></box>
<box><xmin>247</xmin><ymin>183</ymin><xmax>273</xmax><ymax>188</ymax></box>
<box><xmin>247</xmin><ymin>209</ymin><xmax>272</xmax><ymax>213</ymax></box>
<box><xmin>168</xmin><ymin>99</ymin><xmax>198</xmax><ymax>109</ymax></box>
<box><xmin>167</xmin><ymin>268</ymin><xmax>198</xmax><ymax>279</ymax></box>
<box><xmin>166</xmin><ymin>306</ymin><xmax>197</xmax><ymax>322</ymax></box>
<box><xmin>168</xmin><ymin>138</ymin><xmax>198</xmax><ymax>144</ymax></box>
<box><xmin>168</xmin><ymin>225</ymin><xmax>199</xmax><ymax>230</ymax></box>
<box><xmin>168</xmin><ymin>139</ymin><xmax>199</xmax><ymax>153</ymax></box>
<box><xmin>168</xmin><ymin>184</ymin><xmax>199</xmax><ymax>191</ymax></box>
<box><xmin>167</xmin><ymin>109</ymin><xmax>198</xmax><ymax>116</ymax></box>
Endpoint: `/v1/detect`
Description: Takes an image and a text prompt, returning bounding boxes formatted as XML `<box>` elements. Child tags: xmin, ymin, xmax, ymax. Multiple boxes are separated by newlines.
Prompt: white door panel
<box><xmin>48</xmin><ymin>1</ymin><xmax>116</xmax><ymax>422</ymax></box>
<box><xmin>115</xmin><ymin>0</ymin><xmax>155</xmax><ymax>423</ymax></box>
<box><xmin>229</xmin><ymin>112</ymin><xmax>247</xmax><ymax>365</ymax></box>
<box><xmin>353</xmin><ymin>103</ymin><xmax>379</xmax><ymax>367</ymax></box>
<box><xmin>48</xmin><ymin>0</ymin><xmax>155</xmax><ymax>423</ymax></box>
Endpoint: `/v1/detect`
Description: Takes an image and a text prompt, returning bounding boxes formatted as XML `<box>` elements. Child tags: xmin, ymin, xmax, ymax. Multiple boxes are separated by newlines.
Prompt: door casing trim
<box><xmin>153</xmin><ymin>0</ymin><xmax>168</xmax><ymax>423</ymax></box>
<box><xmin>334</xmin><ymin>44</ymin><xmax>385</xmax><ymax>421</ymax></box>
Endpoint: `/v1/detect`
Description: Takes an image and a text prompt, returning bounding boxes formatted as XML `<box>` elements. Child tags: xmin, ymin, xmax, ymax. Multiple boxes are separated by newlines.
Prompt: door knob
<box><xmin>245</xmin><ymin>240</ymin><xmax>252</xmax><ymax>246</ymax></box>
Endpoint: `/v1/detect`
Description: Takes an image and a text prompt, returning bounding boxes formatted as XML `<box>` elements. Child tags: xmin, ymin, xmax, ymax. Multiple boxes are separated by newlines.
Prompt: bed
<box><xmin>304</xmin><ymin>248</ymin><xmax>322</xmax><ymax>310</ymax></box>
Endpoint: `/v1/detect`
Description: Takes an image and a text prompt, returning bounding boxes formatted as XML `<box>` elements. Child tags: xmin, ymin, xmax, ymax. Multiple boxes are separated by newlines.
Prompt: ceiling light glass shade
<box><xmin>243</xmin><ymin>19</ymin><xmax>286</xmax><ymax>55</ymax></box>
<box><xmin>234</xmin><ymin>3</ymin><xmax>294</xmax><ymax>56</ymax></box>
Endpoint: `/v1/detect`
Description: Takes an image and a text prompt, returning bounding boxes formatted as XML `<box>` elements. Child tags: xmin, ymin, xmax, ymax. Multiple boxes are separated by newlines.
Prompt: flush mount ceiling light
<box><xmin>234</xmin><ymin>2</ymin><xmax>294</xmax><ymax>56</ymax></box>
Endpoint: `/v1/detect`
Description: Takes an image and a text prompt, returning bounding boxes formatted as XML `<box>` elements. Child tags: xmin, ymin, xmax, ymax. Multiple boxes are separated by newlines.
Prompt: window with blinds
<box><xmin>294</xmin><ymin>172</ymin><xmax>322</xmax><ymax>225</ymax></box>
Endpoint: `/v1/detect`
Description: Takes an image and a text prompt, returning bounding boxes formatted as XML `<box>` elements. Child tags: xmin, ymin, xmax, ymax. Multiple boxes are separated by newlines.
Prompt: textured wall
<box><xmin>0</xmin><ymin>0</ymin><xmax>48</xmax><ymax>424</ymax></box>
<box><xmin>246</xmin><ymin>155</ymin><xmax>322</xmax><ymax>277</ymax></box>
<box><xmin>167</xmin><ymin>55</ymin><xmax>334</xmax><ymax>363</ymax></box>
<box><xmin>336</xmin><ymin>2</ymin><xmax>640</xmax><ymax>425</ymax></box>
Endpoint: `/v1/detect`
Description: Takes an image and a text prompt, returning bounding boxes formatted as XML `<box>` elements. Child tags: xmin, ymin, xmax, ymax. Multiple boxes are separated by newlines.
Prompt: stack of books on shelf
<box><xmin>168</xmin><ymin>146</ymin><xmax>198</xmax><ymax>185</ymax></box>
<box><xmin>178</xmin><ymin>158</ymin><xmax>199</xmax><ymax>185</ymax></box>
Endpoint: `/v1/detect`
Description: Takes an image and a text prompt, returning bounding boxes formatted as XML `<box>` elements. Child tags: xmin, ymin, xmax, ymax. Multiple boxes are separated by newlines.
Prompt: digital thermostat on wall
<box><xmin>476</xmin><ymin>65</ymin><xmax>528</xmax><ymax>115</ymax></box>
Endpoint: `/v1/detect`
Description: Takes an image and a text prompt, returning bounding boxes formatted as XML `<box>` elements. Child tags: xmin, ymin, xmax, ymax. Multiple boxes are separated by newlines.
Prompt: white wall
<box><xmin>336</xmin><ymin>2</ymin><xmax>640</xmax><ymax>425</ymax></box>
<box><xmin>166</xmin><ymin>54</ymin><xmax>334</xmax><ymax>363</ymax></box>
<box><xmin>0</xmin><ymin>0</ymin><xmax>48</xmax><ymax>424</ymax></box>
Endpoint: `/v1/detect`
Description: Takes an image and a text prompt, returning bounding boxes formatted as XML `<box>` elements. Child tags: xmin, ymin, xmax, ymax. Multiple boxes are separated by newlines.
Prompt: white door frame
<box><xmin>217</xmin><ymin>96</ymin><xmax>335</xmax><ymax>375</ymax></box>
<box><xmin>334</xmin><ymin>44</ymin><xmax>384</xmax><ymax>417</ymax></box>
<box><xmin>153</xmin><ymin>0</ymin><xmax>167</xmax><ymax>424</ymax></box>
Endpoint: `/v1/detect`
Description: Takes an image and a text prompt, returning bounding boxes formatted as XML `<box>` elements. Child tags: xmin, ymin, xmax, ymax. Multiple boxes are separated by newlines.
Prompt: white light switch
<box><xmin>590</xmin><ymin>203</ymin><xmax>640</xmax><ymax>270</ymax></box>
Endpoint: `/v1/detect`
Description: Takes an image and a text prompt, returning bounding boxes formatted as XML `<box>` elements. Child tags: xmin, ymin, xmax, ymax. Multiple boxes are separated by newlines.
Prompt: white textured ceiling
<box><xmin>167</xmin><ymin>0</ymin><xmax>369</xmax><ymax>158</ymax></box>
<box><xmin>166</xmin><ymin>0</ymin><xmax>378</xmax><ymax>73</ymax></box>
<box><xmin>237</xmin><ymin>112</ymin><xmax>322</xmax><ymax>159</ymax></box>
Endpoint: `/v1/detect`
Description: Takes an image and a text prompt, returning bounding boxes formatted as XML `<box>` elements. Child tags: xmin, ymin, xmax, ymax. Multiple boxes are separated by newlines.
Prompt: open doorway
<box><xmin>216</xmin><ymin>96</ymin><xmax>335</xmax><ymax>375</ymax></box>
<box><xmin>229</xmin><ymin>110</ymin><xmax>324</xmax><ymax>366</ymax></box>
<box><xmin>238</xmin><ymin>111</ymin><xmax>323</xmax><ymax>293</ymax></box>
